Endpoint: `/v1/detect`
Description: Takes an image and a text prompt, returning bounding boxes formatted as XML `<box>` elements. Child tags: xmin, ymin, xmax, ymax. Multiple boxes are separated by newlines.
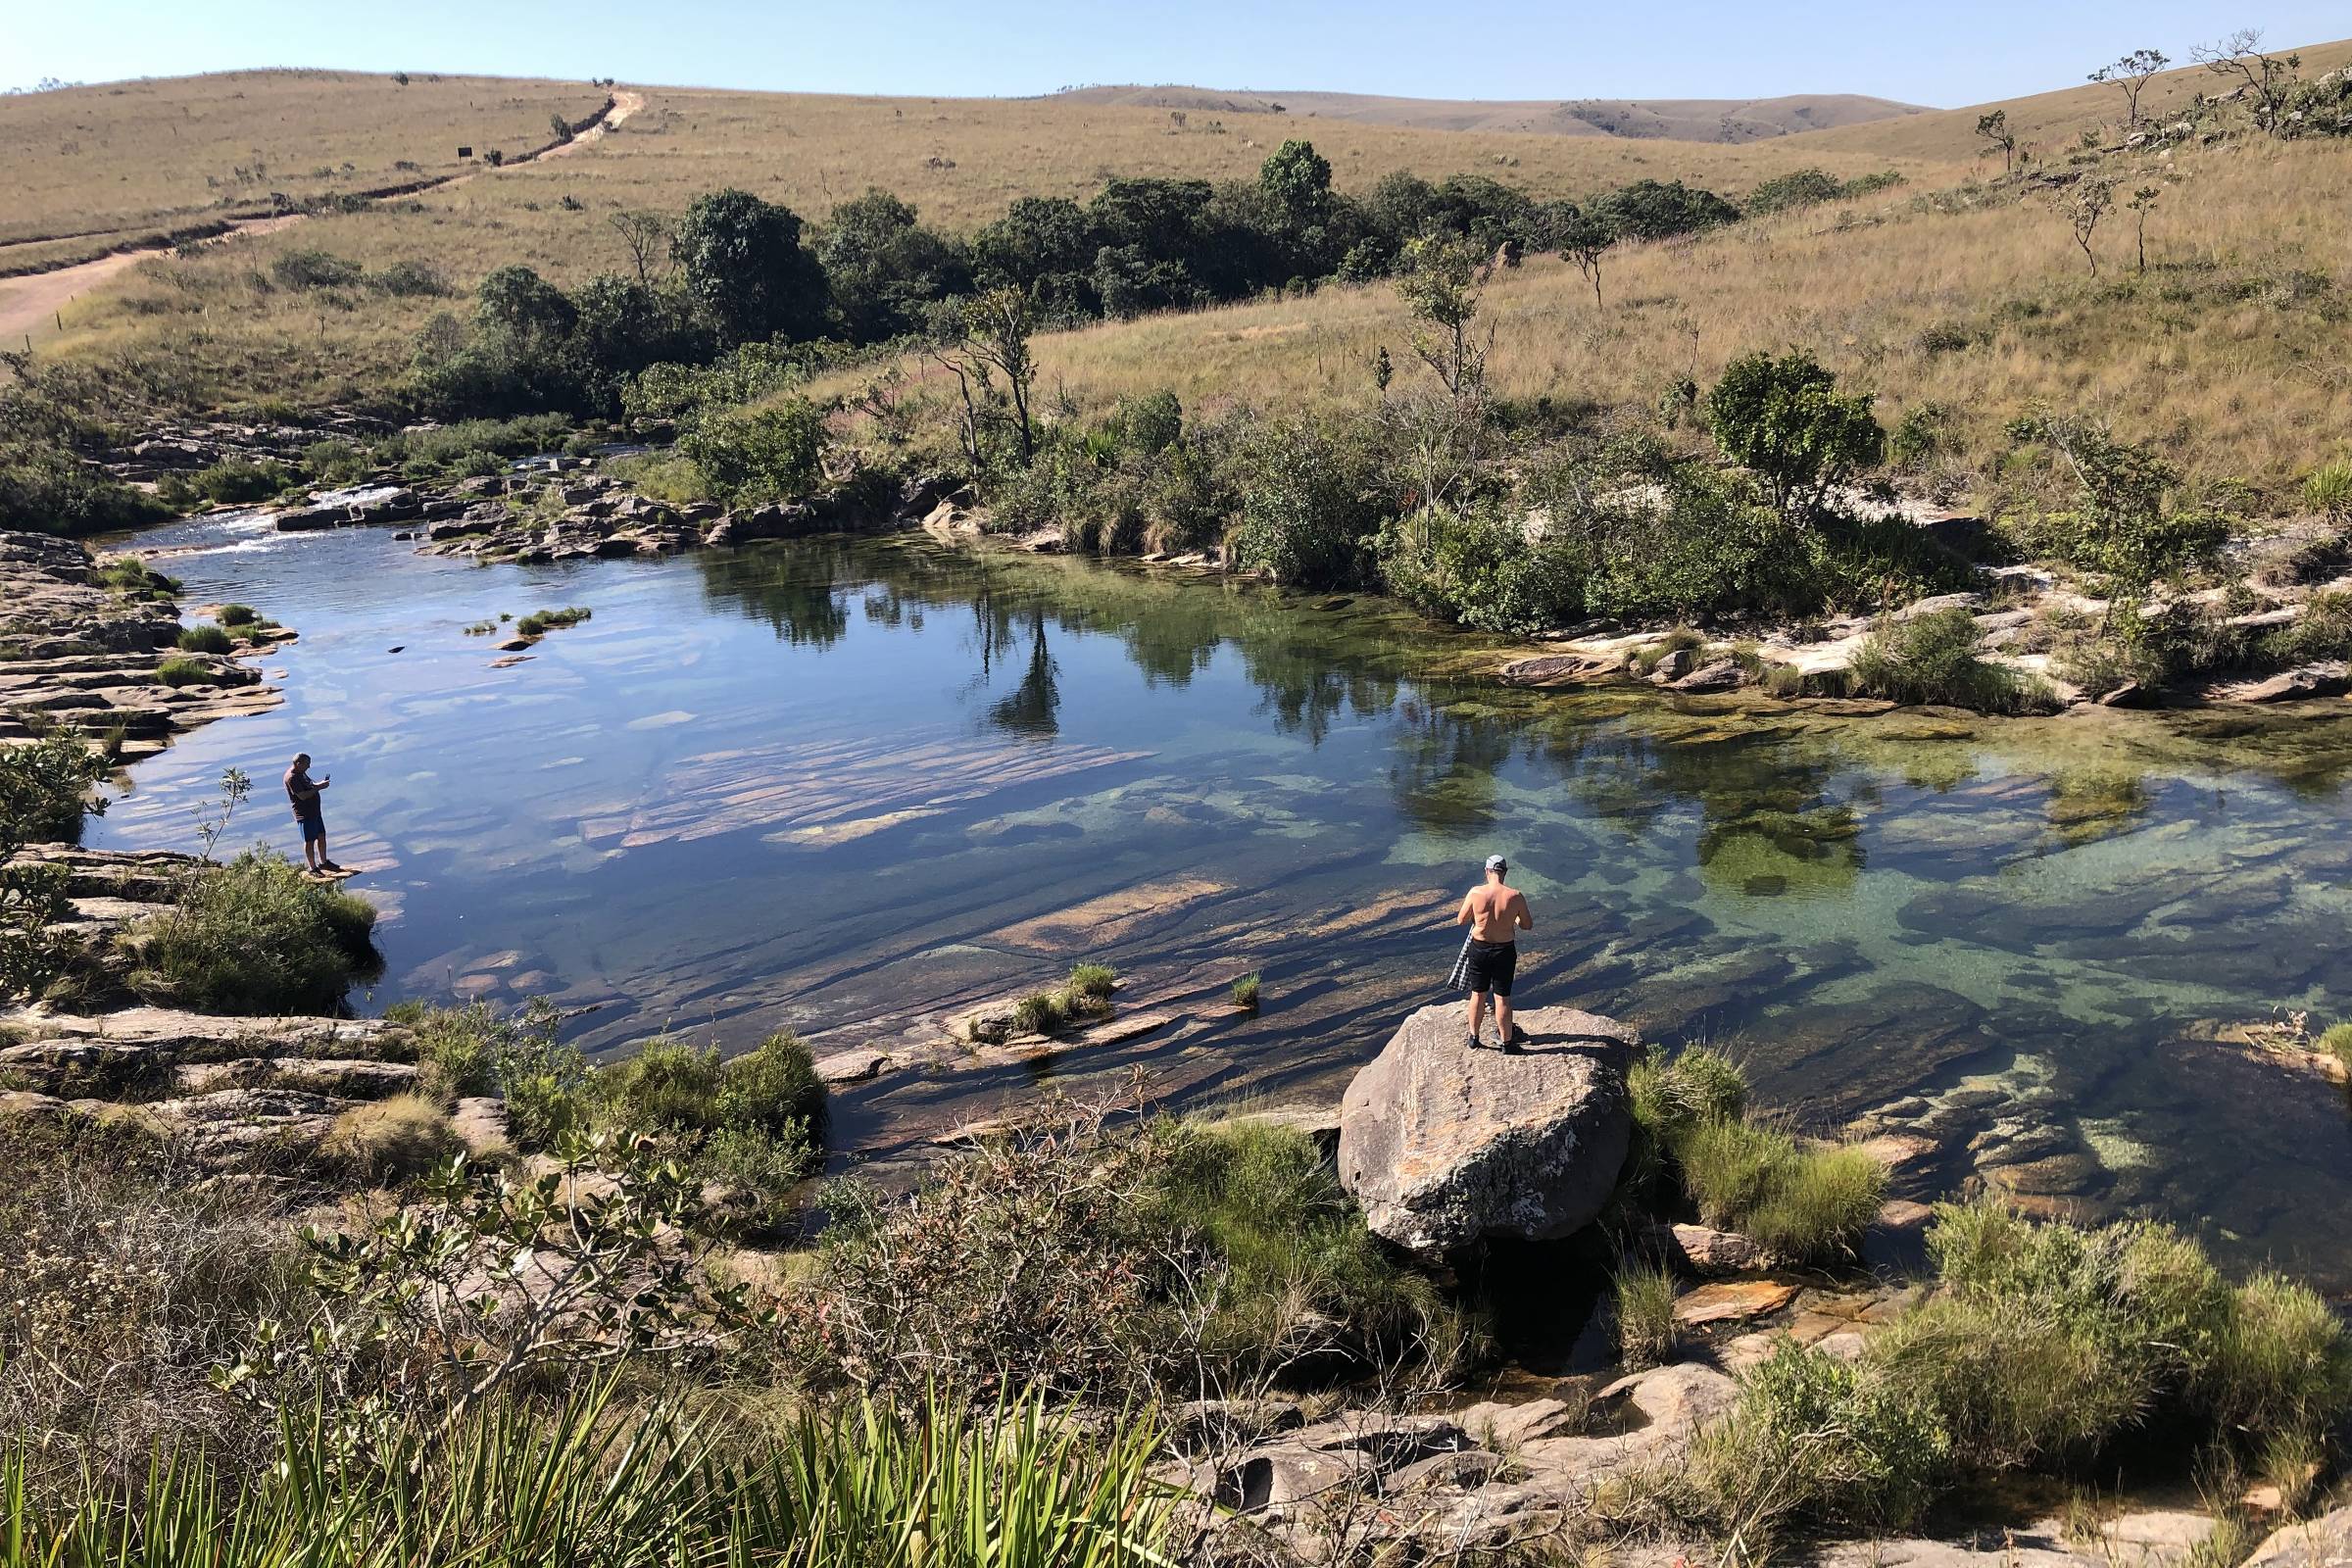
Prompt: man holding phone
<box><xmin>284</xmin><ymin>752</ymin><xmax>343</xmax><ymax>875</ymax></box>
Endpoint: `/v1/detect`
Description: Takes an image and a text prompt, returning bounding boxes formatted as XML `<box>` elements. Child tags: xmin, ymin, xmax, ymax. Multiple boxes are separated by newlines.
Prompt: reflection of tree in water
<box><xmin>986</xmin><ymin>611</ymin><xmax>1060</xmax><ymax>739</ymax></box>
<box><xmin>696</xmin><ymin>542</ymin><xmax>858</xmax><ymax>648</ymax></box>
<box><xmin>1385</xmin><ymin>697</ymin><xmax>1521</xmax><ymax>831</ymax></box>
<box><xmin>1539</xmin><ymin>716</ymin><xmax>1869</xmax><ymax>899</ymax></box>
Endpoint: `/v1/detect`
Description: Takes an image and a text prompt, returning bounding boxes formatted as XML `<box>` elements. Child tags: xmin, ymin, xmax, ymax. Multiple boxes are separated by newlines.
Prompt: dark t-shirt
<box><xmin>286</xmin><ymin>768</ymin><xmax>322</xmax><ymax>820</ymax></box>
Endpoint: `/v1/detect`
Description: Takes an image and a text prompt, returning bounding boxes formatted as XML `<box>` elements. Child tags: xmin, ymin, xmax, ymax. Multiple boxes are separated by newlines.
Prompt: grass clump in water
<box><xmin>514</xmin><ymin>605</ymin><xmax>592</xmax><ymax>638</ymax></box>
<box><xmin>1005</xmin><ymin>961</ymin><xmax>1119</xmax><ymax>1037</ymax></box>
<box><xmin>215</xmin><ymin>603</ymin><xmax>259</xmax><ymax>627</ymax></box>
<box><xmin>1848</xmin><ymin>606</ymin><xmax>2053</xmax><ymax>714</ymax></box>
<box><xmin>122</xmin><ymin>849</ymin><xmax>378</xmax><ymax>1014</ymax></box>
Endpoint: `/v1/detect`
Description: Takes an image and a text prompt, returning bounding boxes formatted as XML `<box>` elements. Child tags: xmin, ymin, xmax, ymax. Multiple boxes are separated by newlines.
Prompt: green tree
<box><xmin>1</xmin><ymin>731</ymin><xmax>109</xmax><ymax>1000</ymax></box>
<box><xmin>1258</xmin><ymin>138</ymin><xmax>1333</xmax><ymax>221</ymax></box>
<box><xmin>671</xmin><ymin>188</ymin><xmax>829</xmax><ymax>344</ymax></box>
<box><xmin>2192</xmin><ymin>29</ymin><xmax>2302</xmax><ymax>136</ymax></box>
<box><xmin>1705</xmin><ymin>350</ymin><xmax>1886</xmax><ymax>520</ymax></box>
<box><xmin>1393</xmin><ymin>235</ymin><xmax>1493</xmax><ymax>401</ymax></box>
<box><xmin>931</xmin><ymin>286</ymin><xmax>1039</xmax><ymax>466</ymax></box>
<box><xmin>1976</xmin><ymin>110</ymin><xmax>2018</xmax><ymax>173</ymax></box>
<box><xmin>815</xmin><ymin>188</ymin><xmax>968</xmax><ymax>342</ymax></box>
<box><xmin>2089</xmin><ymin>48</ymin><xmax>2170</xmax><ymax>128</ymax></box>
<box><xmin>1551</xmin><ymin>205</ymin><xmax>1615</xmax><ymax>307</ymax></box>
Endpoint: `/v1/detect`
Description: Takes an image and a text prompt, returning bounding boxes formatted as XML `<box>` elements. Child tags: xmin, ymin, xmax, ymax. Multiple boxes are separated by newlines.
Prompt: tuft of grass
<box><xmin>1615</xmin><ymin>1263</ymin><xmax>1680</xmax><ymax>1370</ymax></box>
<box><xmin>1677</xmin><ymin>1116</ymin><xmax>1885</xmax><ymax>1264</ymax></box>
<box><xmin>2305</xmin><ymin>458</ymin><xmax>2352</xmax><ymax>521</ymax></box>
<box><xmin>1064</xmin><ymin>961</ymin><xmax>1117</xmax><ymax>1002</ymax></box>
<box><xmin>215</xmin><ymin>603</ymin><xmax>259</xmax><ymax>627</ymax></box>
<box><xmin>153</xmin><ymin>656</ymin><xmax>215</xmax><ymax>687</ymax></box>
<box><xmin>1231</xmin><ymin>972</ymin><xmax>1262</xmax><ymax>1010</ymax></box>
<box><xmin>174</xmin><ymin>623</ymin><xmax>233</xmax><ymax>655</ymax></box>
<box><xmin>2319</xmin><ymin>1022</ymin><xmax>2352</xmax><ymax>1075</ymax></box>
<box><xmin>514</xmin><ymin>605</ymin><xmax>592</xmax><ymax>638</ymax></box>
<box><xmin>322</xmin><ymin>1092</ymin><xmax>463</xmax><ymax>1185</ymax></box>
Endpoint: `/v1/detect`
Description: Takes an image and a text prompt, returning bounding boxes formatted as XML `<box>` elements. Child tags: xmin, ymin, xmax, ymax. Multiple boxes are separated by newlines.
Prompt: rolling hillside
<box><xmin>1045</xmin><ymin>85</ymin><xmax>1926</xmax><ymax>143</ymax></box>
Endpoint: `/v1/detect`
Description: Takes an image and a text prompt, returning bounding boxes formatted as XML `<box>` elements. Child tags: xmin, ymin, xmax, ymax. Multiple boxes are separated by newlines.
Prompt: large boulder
<box><xmin>2247</xmin><ymin>1507</ymin><xmax>2352</xmax><ymax>1568</ymax></box>
<box><xmin>1338</xmin><ymin>1004</ymin><xmax>1641</xmax><ymax>1258</ymax></box>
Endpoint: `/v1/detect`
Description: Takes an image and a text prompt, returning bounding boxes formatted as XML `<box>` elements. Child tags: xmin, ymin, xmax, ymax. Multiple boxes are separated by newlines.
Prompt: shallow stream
<box><xmin>92</xmin><ymin>514</ymin><xmax>2352</xmax><ymax>1287</ymax></box>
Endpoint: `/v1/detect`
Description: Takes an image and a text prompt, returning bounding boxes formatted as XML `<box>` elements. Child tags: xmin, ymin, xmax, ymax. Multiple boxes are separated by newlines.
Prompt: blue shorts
<box><xmin>297</xmin><ymin>810</ymin><xmax>325</xmax><ymax>845</ymax></box>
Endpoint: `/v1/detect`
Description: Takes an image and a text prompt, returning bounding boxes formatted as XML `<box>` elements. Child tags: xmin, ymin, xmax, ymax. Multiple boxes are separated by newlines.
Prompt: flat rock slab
<box><xmin>1672</xmin><ymin>1279</ymin><xmax>1799</xmax><ymax>1326</ymax></box>
<box><xmin>1339</xmin><ymin>1004</ymin><xmax>1640</xmax><ymax>1259</ymax></box>
<box><xmin>2248</xmin><ymin>1505</ymin><xmax>2352</xmax><ymax>1568</ymax></box>
<box><xmin>813</xmin><ymin>1048</ymin><xmax>892</xmax><ymax>1085</ymax></box>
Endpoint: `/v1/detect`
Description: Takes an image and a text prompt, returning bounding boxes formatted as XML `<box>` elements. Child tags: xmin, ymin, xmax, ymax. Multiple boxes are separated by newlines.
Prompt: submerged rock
<box><xmin>1337</xmin><ymin>1004</ymin><xmax>1640</xmax><ymax>1259</ymax></box>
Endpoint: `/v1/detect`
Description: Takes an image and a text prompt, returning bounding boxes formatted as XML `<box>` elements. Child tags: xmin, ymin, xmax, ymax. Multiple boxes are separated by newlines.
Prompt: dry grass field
<box><xmin>1046</xmin><ymin>85</ymin><xmax>1927</xmax><ymax>142</ymax></box>
<box><xmin>0</xmin><ymin>70</ymin><xmax>614</xmax><ymax>257</ymax></box>
<box><xmin>12</xmin><ymin>35</ymin><xmax>2352</xmax><ymax>494</ymax></box>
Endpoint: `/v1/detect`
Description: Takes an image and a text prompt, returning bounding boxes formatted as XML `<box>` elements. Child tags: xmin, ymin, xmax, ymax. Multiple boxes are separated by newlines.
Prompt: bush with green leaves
<box><xmin>187</xmin><ymin>458</ymin><xmax>293</xmax><ymax>506</ymax></box>
<box><xmin>1222</xmin><ymin>413</ymin><xmax>1392</xmax><ymax>588</ymax></box>
<box><xmin>1743</xmin><ymin>168</ymin><xmax>1846</xmax><ymax>215</ymax></box>
<box><xmin>0</xmin><ymin>441</ymin><xmax>172</xmax><ymax>536</ymax></box>
<box><xmin>122</xmin><ymin>849</ymin><xmax>378</xmax><ymax>1015</ymax></box>
<box><xmin>2</xmin><ymin>732</ymin><xmax>112</xmax><ymax>1001</ymax></box>
<box><xmin>676</xmin><ymin>397</ymin><xmax>829</xmax><ymax>506</ymax></box>
<box><xmin>1847</xmin><ymin>606</ymin><xmax>2053</xmax><ymax>714</ymax></box>
<box><xmin>2005</xmin><ymin>415</ymin><xmax>2232</xmax><ymax>587</ymax></box>
<box><xmin>1705</xmin><ymin>350</ymin><xmax>1886</xmax><ymax>520</ymax></box>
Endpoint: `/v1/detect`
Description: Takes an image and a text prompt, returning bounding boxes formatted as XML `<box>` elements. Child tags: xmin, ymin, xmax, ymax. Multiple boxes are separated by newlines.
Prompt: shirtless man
<box><xmin>1456</xmin><ymin>854</ymin><xmax>1534</xmax><ymax>1053</ymax></box>
<box><xmin>284</xmin><ymin>753</ymin><xmax>342</xmax><ymax>875</ymax></box>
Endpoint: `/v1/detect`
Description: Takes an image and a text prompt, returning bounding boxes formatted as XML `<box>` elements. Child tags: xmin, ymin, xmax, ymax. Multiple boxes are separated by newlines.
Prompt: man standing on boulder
<box><xmin>284</xmin><ymin>752</ymin><xmax>342</xmax><ymax>876</ymax></box>
<box><xmin>1452</xmin><ymin>854</ymin><xmax>1533</xmax><ymax>1052</ymax></box>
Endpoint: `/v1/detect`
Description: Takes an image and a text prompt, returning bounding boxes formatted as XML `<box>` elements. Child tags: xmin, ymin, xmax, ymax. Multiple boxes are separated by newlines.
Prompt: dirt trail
<box><xmin>0</xmin><ymin>90</ymin><xmax>647</xmax><ymax>349</ymax></box>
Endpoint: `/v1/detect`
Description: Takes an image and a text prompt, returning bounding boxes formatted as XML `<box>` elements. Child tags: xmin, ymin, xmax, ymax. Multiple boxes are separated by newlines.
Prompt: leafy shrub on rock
<box><xmin>676</xmin><ymin>398</ymin><xmax>829</xmax><ymax>506</ymax></box>
<box><xmin>1847</xmin><ymin>606</ymin><xmax>2052</xmax><ymax>713</ymax></box>
<box><xmin>1706</xmin><ymin>350</ymin><xmax>1886</xmax><ymax>521</ymax></box>
<box><xmin>123</xmin><ymin>850</ymin><xmax>378</xmax><ymax>1014</ymax></box>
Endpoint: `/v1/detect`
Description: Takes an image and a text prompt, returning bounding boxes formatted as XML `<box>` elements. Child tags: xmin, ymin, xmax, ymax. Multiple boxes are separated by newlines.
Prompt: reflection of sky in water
<box><xmin>94</xmin><ymin>521</ymin><xmax>2352</xmax><ymax>1285</ymax></box>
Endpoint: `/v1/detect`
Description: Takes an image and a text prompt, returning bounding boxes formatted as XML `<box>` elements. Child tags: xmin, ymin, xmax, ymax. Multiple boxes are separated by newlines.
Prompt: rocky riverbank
<box><xmin>0</xmin><ymin>529</ymin><xmax>289</xmax><ymax>762</ymax></box>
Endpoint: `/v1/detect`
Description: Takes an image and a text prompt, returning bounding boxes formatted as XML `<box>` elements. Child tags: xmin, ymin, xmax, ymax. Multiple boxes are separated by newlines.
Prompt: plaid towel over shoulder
<box><xmin>1446</xmin><ymin>932</ymin><xmax>1475</xmax><ymax>993</ymax></box>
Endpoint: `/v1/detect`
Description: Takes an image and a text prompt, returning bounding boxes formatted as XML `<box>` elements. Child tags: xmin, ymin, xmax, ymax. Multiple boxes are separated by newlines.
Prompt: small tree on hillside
<box><xmin>1393</xmin><ymin>235</ymin><xmax>1494</xmax><ymax>402</ymax></box>
<box><xmin>2192</xmin><ymin>30</ymin><xmax>2303</xmax><ymax>136</ymax></box>
<box><xmin>1976</xmin><ymin>110</ymin><xmax>2019</xmax><ymax>174</ymax></box>
<box><xmin>608</xmin><ymin>209</ymin><xmax>671</xmax><ymax>284</ymax></box>
<box><xmin>1705</xmin><ymin>350</ymin><xmax>1886</xmax><ymax>522</ymax></box>
<box><xmin>2089</xmin><ymin>48</ymin><xmax>2170</xmax><ymax>128</ymax></box>
<box><xmin>2063</xmin><ymin>175</ymin><xmax>2117</xmax><ymax>276</ymax></box>
<box><xmin>2127</xmin><ymin>184</ymin><xmax>2161</xmax><ymax>273</ymax></box>
<box><xmin>1553</xmin><ymin>207</ymin><xmax>1615</xmax><ymax>309</ymax></box>
<box><xmin>931</xmin><ymin>286</ymin><xmax>1038</xmax><ymax>466</ymax></box>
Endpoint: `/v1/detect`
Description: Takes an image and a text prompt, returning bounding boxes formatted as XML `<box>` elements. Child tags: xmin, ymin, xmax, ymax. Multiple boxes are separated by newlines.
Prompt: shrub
<box><xmin>270</xmin><ymin>248</ymin><xmax>366</xmax><ymax>290</ymax></box>
<box><xmin>123</xmin><ymin>849</ymin><xmax>378</xmax><ymax>1014</ymax></box>
<box><xmin>1741</xmin><ymin>1144</ymin><xmax>1887</xmax><ymax>1261</ymax></box>
<box><xmin>1223</xmin><ymin>414</ymin><xmax>1390</xmax><ymax>589</ymax></box>
<box><xmin>215</xmin><ymin>603</ymin><xmax>260</xmax><ymax>627</ymax></box>
<box><xmin>323</xmin><ymin>1093</ymin><xmax>464</xmax><ymax>1184</ymax></box>
<box><xmin>2306</xmin><ymin>458</ymin><xmax>2352</xmax><ymax>520</ymax></box>
<box><xmin>1232</xmin><ymin>972</ymin><xmax>1261</xmax><ymax>1010</ymax></box>
<box><xmin>1847</xmin><ymin>606</ymin><xmax>2050</xmax><ymax>714</ymax></box>
<box><xmin>190</xmin><ymin>457</ymin><xmax>291</xmax><ymax>505</ymax></box>
<box><xmin>153</xmin><ymin>657</ymin><xmax>215</xmax><ymax>687</ymax></box>
<box><xmin>0</xmin><ymin>442</ymin><xmax>172</xmax><ymax>536</ymax></box>
<box><xmin>1615</xmin><ymin>1263</ymin><xmax>1680</xmax><ymax>1369</ymax></box>
<box><xmin>514</xmin><ymin>605</ymin><xmax>591</xmax><ymax>638</ymax></box>
<box><xmin>676</xmin><ymin>398</ymin><xmax>828</xmax><ymax>505</ymax></box>
<box><xmin>2207</xmin><ymin>1271</ymin><xmax>2352</xmax><ymax>1441</ymax></box>
<box><xmin>370</xmin><ymin>259</ymin><xmax>451</xmax><ymax>297</ymax></box>
<box><xmin>1680</xmin><ymin>1115</ymin><xmax>1785</xmax><ymax>1226</ymax></box>
<box><xmin>599</xmin><ymin>1037</ymin><xmax>724</xmax><ymax>1133</ymax></box>
<box><xmin>175</xmin><ymin>623</ymin><xmax>233</xmax><ymax>654</ymax></box>
<box><xmin>1744</xmin><ymin>168</ymin><xmax>1845</xmax><ymax>215</ymax></box>
<box><xmin>2322</xmin><ymin>1022</ymin><xmax>2352</xmax><ymax>1074</ymax></box>
<box><xmin>1706</xmin><ymin>350</ymin><xmax>1885</xmax><ymax>519</ymax></box>
<box><xmin>1687</xmin><ymin>1340</ymin><xmax>1950</xmax><ymax>1543</ymax></box>
<box><xmin>1065</xmin><ymin>961</ymin><xmax>1117</xmax><ymax>1002</ymax></box>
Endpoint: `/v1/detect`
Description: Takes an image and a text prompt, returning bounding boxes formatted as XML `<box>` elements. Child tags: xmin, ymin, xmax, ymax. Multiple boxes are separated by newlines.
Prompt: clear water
<box><xmin>93</xmin><ymin>516</ymin><xmax>2352</xmax><ymax>1285</ymax></box>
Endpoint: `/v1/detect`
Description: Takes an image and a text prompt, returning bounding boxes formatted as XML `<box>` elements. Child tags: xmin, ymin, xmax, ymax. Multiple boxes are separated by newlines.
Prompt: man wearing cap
<box><xmin>284</xmin><ymin>752</ymin><xmax>343</xmax><ymax>876</ymax></box>
<box><xmin>1453</xmin><ymin>854</ymin><xmax>1534</xmax><ymax>1052</ymax></box>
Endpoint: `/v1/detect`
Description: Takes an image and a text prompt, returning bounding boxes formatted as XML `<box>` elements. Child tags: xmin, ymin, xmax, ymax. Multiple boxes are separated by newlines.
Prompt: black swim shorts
<box><xmin>1463</xmin><ymin>939</ymin><xmax>1517</xmax><ymax>998</ymax></box>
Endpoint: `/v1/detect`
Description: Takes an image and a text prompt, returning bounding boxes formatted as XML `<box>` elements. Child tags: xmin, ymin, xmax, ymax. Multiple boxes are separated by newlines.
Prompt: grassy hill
<box><xmin>8</xmin><ymin>37</ymin><xmax>2352</xmax><ymax>499</ymax></box>
<box><xmin>0</xmin><ymin>70</ymin><xmax>613</xmax><ymax>264</ymax></box>
<box><xmin>1045</xmin><ymin>85</ymin><xmax>1927</xmax><ymax>143</ymax></box>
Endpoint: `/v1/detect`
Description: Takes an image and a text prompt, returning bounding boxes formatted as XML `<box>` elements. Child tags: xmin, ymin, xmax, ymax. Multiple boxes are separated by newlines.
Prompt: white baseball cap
<box><xmin>1484</xmin><ymin>855</ymin><xmax>1507</xmax><ymax>873</ymax></box>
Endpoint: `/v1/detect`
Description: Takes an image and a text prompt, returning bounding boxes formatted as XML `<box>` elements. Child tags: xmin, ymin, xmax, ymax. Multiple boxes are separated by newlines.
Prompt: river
<box><xmin>90</xmin><ymin>513</ymin><xmax>2352</xmax><ymax>1287</ymax></box>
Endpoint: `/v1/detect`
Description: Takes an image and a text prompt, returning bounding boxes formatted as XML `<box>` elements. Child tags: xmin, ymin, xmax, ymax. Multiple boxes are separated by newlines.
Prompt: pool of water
<box><xmin>93</xmin><ymin>516</ymin><xmax>2352</xmax><ymax>1285</ymax></box>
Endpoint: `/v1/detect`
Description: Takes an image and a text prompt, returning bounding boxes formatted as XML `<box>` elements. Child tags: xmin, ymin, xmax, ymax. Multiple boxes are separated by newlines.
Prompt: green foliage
<box><xmin>1744</xmin><ymin>168</ymin><xmax>1845</xmax><ymax>215</ymax></box>
<box><xmin>1</xmin><ymin>731</ymin><xmax>111</xmax><ymax>1001</ymax></box>
<box><xmin>1231</xmin><ymin>972</ymin><xmax>1261</xmax><ymax>1010</ymax></box>
<box><xmin>2304</xmin><ymin>458</ymin><xmax>2352</xmax><ymax>520</ymax></box>
<box><xmin>1378</xmin><ymin>502</ymin><xmax>1584</xmax><ymax>635</ymax></box>
<box><xmin>214</xmin><ymin>603</ymin><xmax>260</xmax><ymax>627</ymax></box>
<box><xmin>2006</xmin><ymin>414</ymin><xmax>2232</xmax><ymax>586</ymax></box>
<box><xmin>1686</xmin><ymin>1340</ymin><xmax>1952</xmax><ymax>1544</ymax></box>
<box><xmin>153</xmin><ymin>656</ymin><xmax>215</xmax><ymax>687</ymax></box>
<box><xmin>673</xmin><ymin>187</ymin><xmax>830</xmax><ymax>345</ymax></box>
<box><xmin>676</xmin><ymin>398</ymin><xmax>828</xmax><ymax>505</ymax></box>
<box><xmin>1847</xmin><ymin>606</ymin><xmax>2052</xmax><ymax>714</ymax></box>
<box><xmin>514</xmin><ymin>605</ymin><xmax>592</xmax><ymax>638</ymax></box>
<box><xmin>123</xmin><ymin>849</ymin><xmax>378</xmax><ymax>1014</ymax></box>
<box><xmin>1706</xmin><ymin>350</ymin><xmax>1886</xmax><ymax>519</ymax></box>
<box><xmin>381</xmin><ymin>414</ymin><xmax>573</xmax><ymax>476</ymax></box>
<box><xmin>187</xmin><ymin>457</ymin><xmax>293</xmax><ymax>505</ymax></box>
<box><xmin>2320</xmin><ymin>1022</ymin><xmax>2352</xmax><ymax>1074</ymax></box>
<box><xmin>1590</xmin><ymin>177</ymin><xmax>1741</xmax><ymax>241</ymax></box>
<box><xmin>175</xmin><ymin>623</ymin><xmax>234</xmax><ymax>654</ymax></box>
<box><xmin>1615</xmin><ymin>1263</ymin><xmax>1680</xmax><ymax>1369</ymax></box>
<box><xmin>7</xmin><ymin>1379</ymin><xmax>1175</xmax><ymax>1568</ymax></box>
<box><xmin>270</xmin><ymin>248</ymin><xmax>366</xmax><ymax>291</ymax></box>
<box><xmin>1224</xmin><ymin>414</ymin><xmax>1389</xmax><ymax>588</ymax></box>
<box><xmin>1119</xmin><ymin>389</ymin><xmax>1184</xmax><ymax>456</ymax></box>
<box><xmin>0</xmin><ymin>442</ymin><xmax>172</xmax><ymax>536</ymax></box>
<box><xmin>817</xmin><ymin>188</ymin><xmax>968</xmax><ymax>342</ymax></box>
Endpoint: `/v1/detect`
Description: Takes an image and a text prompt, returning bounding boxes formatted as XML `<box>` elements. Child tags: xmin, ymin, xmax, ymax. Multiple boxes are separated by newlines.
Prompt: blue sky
<box><xmin>10</xmin><ymin>2</ymin><xmax>2348</xmax><ymax>107</ymax></box>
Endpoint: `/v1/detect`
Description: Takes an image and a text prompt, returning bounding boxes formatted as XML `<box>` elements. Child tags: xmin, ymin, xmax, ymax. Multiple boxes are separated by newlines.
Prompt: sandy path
<box><xmin>0</xmin><ymin>90</ymin><xmax>647</xmax><ymax>347</ymax></box>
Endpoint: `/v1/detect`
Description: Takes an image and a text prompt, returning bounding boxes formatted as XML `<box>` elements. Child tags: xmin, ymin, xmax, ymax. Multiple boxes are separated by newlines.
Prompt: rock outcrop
<box><xmin>1338</xmin><ymin>1004</ymin><xmax>1641</xmax><ymax>1258</ymax></box>
<box><xmin>2247</xmin><ymin>1507</ymin><xmax>2352</xmax><ymax>1568</ymax></box>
